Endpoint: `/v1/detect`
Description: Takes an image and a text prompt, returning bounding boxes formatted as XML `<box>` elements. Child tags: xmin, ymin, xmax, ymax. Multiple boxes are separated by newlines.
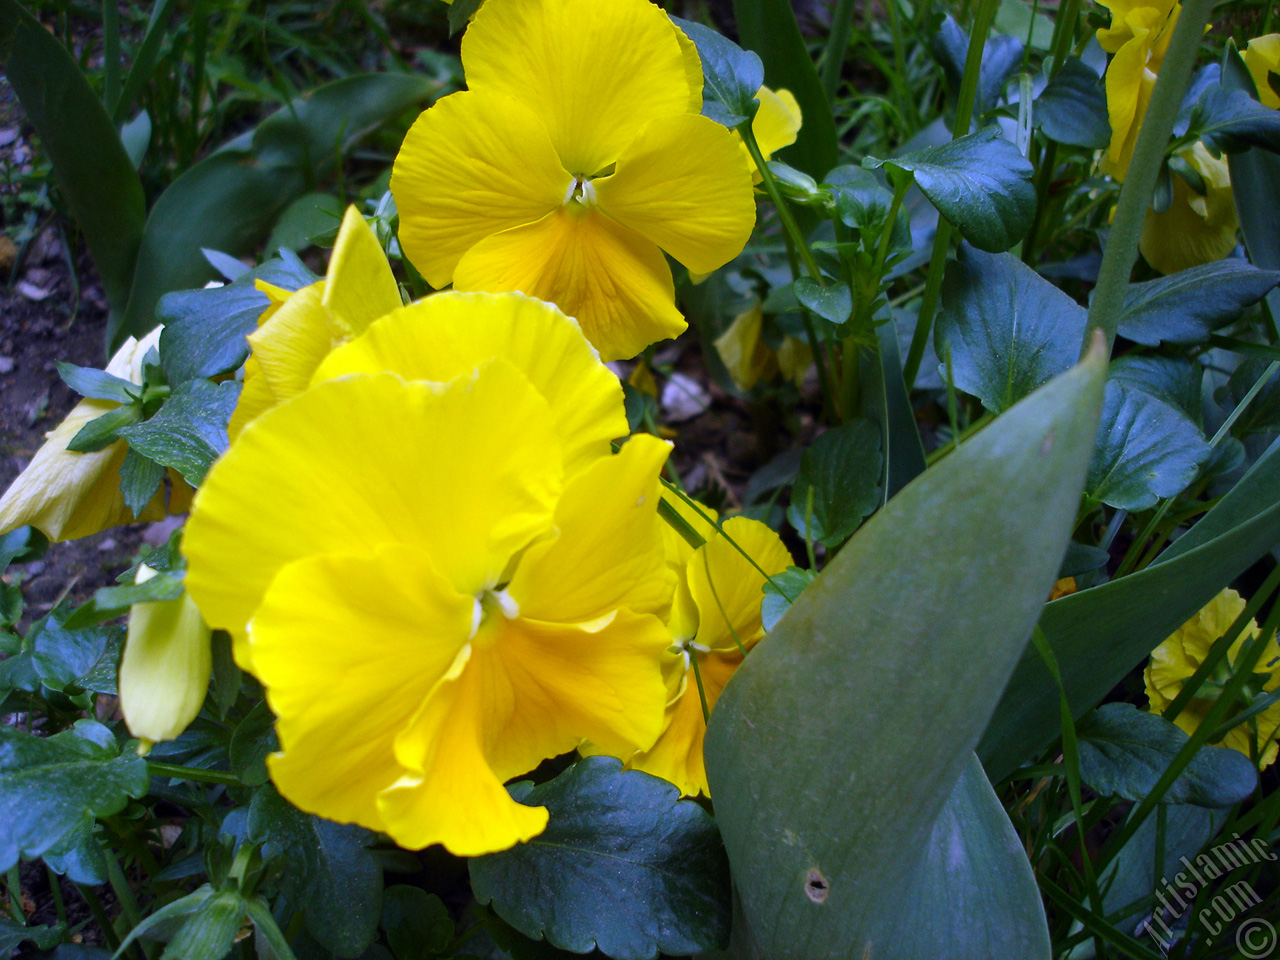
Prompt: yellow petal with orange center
<box><xmin>453</xmin><ymin>206</ymin><xmax>686</xmax><ymax>362</ymax></box>
<box><xmin>460</xmin><ymin>0</ymin><xmax>696</xmax><ymax>176</ymax></box>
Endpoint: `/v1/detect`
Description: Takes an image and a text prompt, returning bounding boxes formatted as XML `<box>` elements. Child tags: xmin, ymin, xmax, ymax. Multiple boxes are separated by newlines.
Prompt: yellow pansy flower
<box><xmin>1139</xmin><ymin>142</ymin><xmax>1239</xmax><ymax>274</ymax></box>
<box><xmin>1145</xmin><ymin>588</ymin><xmax>1280</xmax><ymax>769</ymax></box>
<box><xmin>1244</xmin><ymin>34</ymin><xmax>1280</xmax><ymax>109</ymax></box>
<box><xmin>598</xmin><ymin>496</ymin><xmax>792</xmax><ymax>796</ymax></box>
<box><xmin>119</xmin><ymin>565</ymin><xmax>212</xmax><ymax>751</ymax></box>
<box><xmin>1096</xmin><ymin>0</ymin><xmax>1182</xmax><ymax>180</ymax></box>
<box><xmin>228</xmin><ymin>205</ymin><xmax>402</xmax><ymax>438</ymax></box>
<box><xmin>740</xmin><ymin>86</ymin><xmax>803</xmax><ymax>183</ymax></box>
<box><xmin>0</xmin><ymin>328</ymin><xmax>189</xmax><ymax>542</ymax></box>
<box><xmin>714</xmin><ymin>303</ymin><xmax>812</xmax><ymax>391</ymax></box>
<box><xmin>391</xmin><ymin>0</ymin><xmax>757</xmax><ymax>362</ymax></box>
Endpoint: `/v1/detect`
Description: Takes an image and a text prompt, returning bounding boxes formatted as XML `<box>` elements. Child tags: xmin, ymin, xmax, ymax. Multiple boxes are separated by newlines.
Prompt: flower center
<box><xmin>564</xmin><ymin>175</ymin><xmax>597</xmax><ymax>208</ymax></box>
<box><xmin>469</xmin><ymin>587</ymin><xmax>520</xmax><ymax>644</ymax></box>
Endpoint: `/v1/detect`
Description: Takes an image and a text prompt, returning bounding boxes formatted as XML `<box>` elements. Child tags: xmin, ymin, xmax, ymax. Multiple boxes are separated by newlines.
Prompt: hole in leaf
<box><xmin>804</xmin><ymin>868</ymin><xmax>829</xmax><ymax>904</ymax></box>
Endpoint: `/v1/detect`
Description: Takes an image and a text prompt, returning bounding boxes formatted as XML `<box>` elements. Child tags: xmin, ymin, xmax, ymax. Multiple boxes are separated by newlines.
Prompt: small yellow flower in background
<box><xmin>185</xmin><ymin>298</ymin><xmax>676</xmax><ymax>856</ymax></box>
<box><xmin>1095</xmin><ymin>0</ymin><xmax>1182</xmax><ymax>180</ymax></box>
<box><xmin>1139</xmin><ymin>142</ymin><xmax>1239</xmax><ymax>274</ymax></box>
<box><xmin>740</xmin><ymin>87</ymin><xmax>803</xmax><ymax>183</ymax></box>
<box><xmin>714</xmin><ymin>303</ymin><xmax>812</xmax><ymax>391</ymax></box>
<box><xmin>119</xmin><ymin>565</ymin><xmax>212</xmax><ymax>753</ymax></box>
<box><xmin>391</xmin><ymin>0</ymin><xmax>757</xmax><ymax>362</ymax></box>
<box><xmin>1145</xmin><ymin>588</ymin><xmax>1280</xmax><ymax>769</ymax></box>
<box><xmin>593</xmin><ymin>495</ymin><xmax>792</xmax><ymax>797</ymax></box>
<box><xmin>1244</xmin><ymin>34</ymin><xmax>1280</xmax><ymax>109</ymax></box>
<box><xmin>0</xmin><ymin>328</ymin><xmax>188</xmax><ymax>542</ymax></box>
<box><xmin>228</xmin><ymin>205</ymin><xmax>402</xmax><ymax>438</ymax></box>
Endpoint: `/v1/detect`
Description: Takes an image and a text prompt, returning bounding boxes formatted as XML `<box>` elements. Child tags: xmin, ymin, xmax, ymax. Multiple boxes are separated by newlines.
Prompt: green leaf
<box><xmin>29</xmin><ymin>609</ymin><xmax>123</xmax><ymax>697</ymax></box>
<box><xmin>447</xmin><ymin>0</ymin><xmax>483</xmax><ymax>34</ymax></box>
<box><xmin>0</xmin><ymin>0</ymin><xmax>145</xmax><ymax>313</ymax></box>
<box><xmin>787</xmin><ymin>419</ymin><xmax>882</xmax><ymax>547</ymax></box>
<box><xmin>64</xmin><ymin>571</ymin><xmax>185</xmax><ymax>630</ymax></box>
<box><xmin>56</xmin><ymin>362</ymin><xmax>138</xmax><ymax>404</ymax></box>
<box><xmin>1228</xmin><ymin>150</ymin><xmax>1280</xmax><ymax>323</ymax></box>
<box><xmin>1034</xmin><ymin>57</ymin><xmax>1111</xmax><ymax>149</ymax></box>
<box><xmin>825</xmin><ymin>166</ymin><xmax>896</xmax><ymax>236</ymax></box>
<box><xmin>861</xmin><ymin>314</ymin><xmax>928</xmax><ymax>500</ymax></box>
<box><xmin>761</xmin><ymin>566</ymin><xmax>816</xmax><ymax>632</ymax></box>
<box><xmin>1225</xmin><ymin>359</ymin><xmax>1280</xmax><ymax>435</ymax></box>
<box><xmin>1109</xmin><ymin>355</ymin><xmax>1202</xmax><ymax>425</ymax></box>
<box><xmin>1077</xmin><ymin>703</ymin><xmax>1258</xmax><ymax>807</ymax></box>
<box><xmin>115</xmin><ymin>74</ymin><xmax>433</xmax><ymax>345</ymax></box>
<box><xmin>731</xmin><ymin>0</ymin><xmax>839</xmax><ymax>178</ymax></box>
<box><xmin>792</xmin><ymin>278</ymin><xmax>852</xmax><ymax>324</ymax></box>
<box><xmin>982</xmin><ymin>436</ymin><xmax>1280</xmax><ymax>780</ymax></box>
<box><xmin>704</xmin><ymin>350</ymin><xmax>1106</xmax><ymax>959</ymax></box>
<box><xmin>264</xmin><ymin>192</ymin><xmax>345</xmax><ymax>253</ymax></box>
<box><xmin>164</xmin><ymin>889</ymin><xmax>247</xmax><ymax>960</ymax></box>
<box><xmin>381</xmin><ymin>887</ymin><xmax>454</xmax><ymax>960</ymax></box>
<box><xmin>121</xmin><ymin>447</ymin><xmax>168</xmax><ymax>518</ymax></box>
<box><xmin>119</xmin><ymin>379</ymin><xmax>241</xmax><ymax>486</ymax></box>
<box><xmin>158</xmin><ymin>254</ymin><xmax>317</xmax><ymax>383</ymax></box>
<box><xmin>852</xmin><ymin>757</ymin><xmax>1051</xmax><ymax>957</ymax></box>
<box><xmin>249</xmin><ymin>785</ymin><xmax>383</xmax><ymax>959</ymax></box>
<box><xmin>670</xmin><ymin>18</ymin><xmax>763</xmax><ymax>126</ymax></box>
<box><xmin>67</xmin><ymin>403</ymin><xmax>144</xmax><ymax>454</ymax></box>
<box><xmin>469</xmin><ymin>756</ymin><xmax>731</xmax><ymax>960</ymax></box>
<box><xmin>932</xmin><ymin>16</ymin><xmax>1025</xmax><ymax>117</ymax></box>
<box><xmin>0</xmin><ymin>917</ymin><xmax>66</xmax><ymax>956</ymax></box>
<box><xmin>229</xmin><ymin>701</ymin><xmax>278</xmax><ymax>788</ymax></box>
<box><xmin>935</xmin><ymin>246</ymin><xmax>1086</xmax><ymax>413</ymax></box>
<box><xmin>1116</xmin><ymin>260</ymin><xmax>1280</xmax><ymax>346</ymax></box>
<box><xmin>1186</xmin><ymin>83</ymin><xmax>1280</xmax><ymax>154</ymax></box>
<box><xmin>1086</xmin><ymin>381</ymin><xmax>1210</xmax><ymax>510</ymax></box>
<box><xmin>866</xmin><ymin>127</ymin><xmax>1036</xmax><ymax>252</ymax></box>
<box><xmin>0</xmin><ymin>720</ymin><xmax>148</xmax><ymax>870</ymax></box>
<box><xmin>42</xmin><ymin>818</ymin><xmax>110</xmax><ymax>884</ymax></box>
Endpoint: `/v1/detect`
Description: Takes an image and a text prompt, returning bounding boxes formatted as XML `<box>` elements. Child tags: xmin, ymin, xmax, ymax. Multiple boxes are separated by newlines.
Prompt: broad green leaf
<box><xmin>229</xmin><ymin>700</ymin><xmax>278</xmax><ymax>787</ymax></box>
<box><xmin>995</xmin><ymin>0</ymin><xmax>1055</xmax><ymax>49</ymax></box>
<box><xmin>118</xmin><ymin>379</ymin><xmax>241</xmax><ymax>486</ymax></box>
<box><xmin>1034</xmin><ymin>57</ymin><xmax>1111</xmax><ymax>149</ymax></box>
<box><xmin>158</xmin><ymin>254</ymin><xmax>318</xmax><ymax>383</ymax></box>
<box><xmin>55</xmin><ymin>362</ymin><xmax>138</xmax><ymax>404</ymax></box>
<box><xmin>1186</xmin><ymin>83</ymin><xmax>1280</xmax><ymax>154</ymax></box>
<box><xmin>249</xmin><ymin>785</ymin><xmax>383</xmax><ymax>959</ymax></box>
<box><xmin>0</xmin><ymin>0</ymin><xmax>145</xmax><ymax>315</ymax></box>
<box><xmin>469</xmin><ymin>756</ymin><xmax>731</xmax><ymax>960</ymax></box>
<box><xmin>1109</xmin><ymin>355</ymin><xmax>1202</xmax><ymax>424</ymax></box>
<box><xmin>732</xmin><ymin>0</ymin><xmax>839</xmax><ymax>178</ymax></box>
<box><xmin>1077</xmin><ymin>703</ymin><xmax>1258</xmax><ymax>807</ymax></box>
<box><xmin>933</xmin><ymin>16</ymin><xmax>1025</xmax><ymax>117</ymax></box>
<box><xmin>29</xmin><ymin>610</ymin><xmax>123</xmax><ymax>697</ymax></box>
<box><xmin>0</xmin><ymin>720</ymin><xmax>148</xmax><ymax>870</ymax></box>
<box><xmin>65</xmin><ymin>571</ymin><xmax>185</xmax><ymax>630</ymax></box>
<box><xmin>787</xmin><ymin>419</ymin><xmax>882</xmax><ymax>546</ymax></box>
<box><xmin>851</xmin><ymin>757</ymin><xmax>1051</xmax><ymax>958</ymax></box>
<box><xmin>1229</xmin><ymin>149</ymin><xmax>1280</xmax><ymax>322</ymax></box>
<box><xmin>866</xmin><ymin>127</ymin><xmax>1036</xmax><ymax>252</ymax></box>
<box><xmin>264</xmin><ymin>192</ymin><xmax>345</xmax><ymax>252</ymax></box>
<box><xmin>0</xmin><ymin>917</ymin><xmax>65</xmax><ymax>956</ymax></box>
<box><xmin>824</xmin><ymin>166</ymin><xmax>895</xmax><ymax>236</ymax></box>
<box><xmin>1116</xmin><ymin>260</ymin><xmax>1280</xmax><ymax>346</ymax></box>
<box><xmin>671</xmin><ymin>17</ymin><xmax>763</xmax><ymax>127</ymax></box>
<box><xmin>42</xmin><ymin>818</ymin><xmax>109</xmax><ymax>885</ymax></box>
<box><xmin>67</xmin><ymin>403</ymin><xmax>144</xmax><ymax>454</ymax></box>
<box><xmin>447</xmin><ymin>0</ymin><xmax>483</xmax><ymax>35</ymax></box>
<box><xmin>761</xmin><ymin>566</ymin><xmax>816</xmax><ymax>632</ymax></box>
<box><xmin>1086</xmin><ymin>381</ymin><xmax>1210</xmax><ymax>510</ymax></box>
<box><xmin>982</xmin><ymin>436</ymin><xmax>1280</xmax><ymax>780</ymax></box>
<box><xmin>116</xmin><ymin>73</ymin><xmax>433</xmax><ymax>345</ymax></box>
<box><xmin>165</xmin><ymin>889</ymin><xmax>248</xmax><ymax>960</ymax></box>
<box><xmin>120</xmin><ymin>447</ymin><xmax>167</xmax><ymax>518</ymax></box>
<box><xmin>792</xmin><ymin>278</ymin><xmax>852</xmax><ymax>324</ymax></box>
<box><xmin>704</xmin><ymin>349</ymin><xmax>1106</xmax><ymax>959</ymax></box>
<box><xmin>936</xmin><ymin>246</ymin><xmax>1086</xmax><ymax>412</ymax></box>
<box><xmin>381</xmin><ymin>887</ymin><xmax>454</xmax><ymax>960</ymax></box>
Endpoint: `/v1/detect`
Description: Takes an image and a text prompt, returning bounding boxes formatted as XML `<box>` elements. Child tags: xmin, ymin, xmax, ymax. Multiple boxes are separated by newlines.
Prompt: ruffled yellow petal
<box><xmin>460</xmin><ymin>0</ymin><xmax>696</xmax><ymax>176</ymax></box>
<box><xmin>315</xmin><ymin>291</ymin><xmax>625</xmax><ymax>476</ymax></box>
<box><xmin>687</xmin><ymin>516</ymin><xmax>793</xmax><ymax>652</ymax></box>
<box><xmin>715</xmin><ymin>304</ymin><xmax>777</xmax><ymax>391</ymax></box>
<box><xmin>510</xmin><ymin>433</ymin><xmax>674</xmax><ymax>623</ymax></box>
<box><xmin>119</xmin><ymin>565</ymin><xmax>212</xmax><ymax>746</ymax></box>
<box><xmin>752</xmin><ymin>87</ymin><xmax>802</xmax><ymax>160</ymax></box>
<box><xmin>391</xmin><ymin>90</ymin><xmax>570</xmax><ymax>289</ymax></box>
<box><xmin>673</xmin><ymin>19</ymin><xmax>706</xmax><ymax>113</ymax></box>
<box><xmin>322</xmin><ymin>206</ymin><xmax>403</xmax><ymax>336</ymax></box>
<box><xmin>594</xmin><ymin>113</ymin><xmax>755</xmax><ymax>275</ymax></box>
<box><xmin>1140</xmin><ymin>142</ymin><xmax>1238</xmax><ymax>274</ymax></box>
<box><xmin>1244</xmin><ymin>34</ymin><xmax>1280</xmax><ymax>110</ymax></box>
<box><xmin>256</xmin><ymin>546</ymin><xmax>474</xmax><ymax>830</ymax></box>
<box><xmin>0</xmin><ymin>328</ymin><xmax>170</xmax><ymax>541</ymax></box>
<box><xmin>1101</xmin><ymin>6</ymin><xmax>1167</xmax><ymax>180</ymax></box>
<box><xmin>453</xmin><ymin>206</ymin><xmax>685</xmax><ymax>362</ymax></box>
<box><xmin>1095</xmin><ymin>0</ymin><xmax>1178</xmax><ymax>52</ymax></box>
<box><xmin>184</xmin><ymin>366</ymin><xmax>562</xmax><ymax>668</ymax></box>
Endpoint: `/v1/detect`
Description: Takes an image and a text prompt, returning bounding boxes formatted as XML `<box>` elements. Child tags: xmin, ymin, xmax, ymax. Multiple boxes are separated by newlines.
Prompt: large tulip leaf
<box><xmin>0</xmin><ymin>0</ymin><xmax>145</xmax><ymax>315</ymax></box>
<box><xmin>982</xmin><ymin>436</ymin><xmax>1280</xmax><ymax>780</ymax></box>
<box><xmin>704</xmin><ymin>349</ymin><xmax>1106</xmax><ymax>959</ymax></box>
<box><xmin>114</xmin><ymin>73</ymin><xmax>433</xmax><ymax>346</ymax></box>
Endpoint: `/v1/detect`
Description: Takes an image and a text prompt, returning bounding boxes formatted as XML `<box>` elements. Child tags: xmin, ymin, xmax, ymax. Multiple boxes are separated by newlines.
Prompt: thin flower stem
<box><xmin>689</xmin><ymin>652</ymin><xmax>711</xmax><ymax>724</ymax></box>
<box><xmin>1081</xmin><ymin>0</ymin><xmax>1216</xmax><ymax>353</ymax></box>
<box><xmin>738</xmin><ymin>124</ymin><xmax>824</xmax><ymax>283</ymax></box>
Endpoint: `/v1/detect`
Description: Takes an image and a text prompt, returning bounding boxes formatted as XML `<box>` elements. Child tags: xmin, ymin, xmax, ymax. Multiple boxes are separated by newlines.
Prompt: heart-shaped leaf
<box><xmin>1117</xmin><ymin>260</ymin><xmax>1280</xmax><ymax>346</ymax></box>
<box><xmin>793</xmin><ymin>277</ymin><xmax>852</xmax><ymax>324</ymax></box>
<box><xmin>671</xmin><ymin>17</ymin><xmax>763</xmax><ymax>126</ymax></box>
<box><xmin>787</xmin><ymin>418</ymin><xmax>882</xmax><ymax>546</ymax></box>
<box><xmin>119</xmin><ymin>379</ymin><xmax>242</xmax><ymax>486</ymax></box>
<box><xmin>1034</xmin><ymin>57</ymin><xmax>1111</xmax><ymax>149</ymax></box>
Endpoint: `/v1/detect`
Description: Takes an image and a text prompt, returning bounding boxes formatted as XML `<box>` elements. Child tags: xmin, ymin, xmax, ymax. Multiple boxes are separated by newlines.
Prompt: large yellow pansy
<box><xmin>185</xmin><ymin>365</ymin><xmax>675</xmax><ymax>854</ymax></box>
<box><xmin>392</xmin><ymin>0</ymin><xmax>756</xmax><ymax>361</ymax></box>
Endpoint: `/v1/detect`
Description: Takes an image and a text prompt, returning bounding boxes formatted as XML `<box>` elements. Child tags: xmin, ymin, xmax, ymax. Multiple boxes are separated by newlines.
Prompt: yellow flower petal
<box><xmin>460</xmin><ymin>0</ymin><xmax>696</xmax><ymax>176</ymax></box>
<box><xmin>119</xmin><ymin>565</ymin><xmax>212</xmax><ymax>746</ymax></box>
<box><xmin>256</xmin><ymin>545</ymin><xmax>474</xmax><ymax>830</ymax></box>
<box><xmin>315</xmin><ymin>291</ymin><xmax>626</xmax><ymax>476</ymax></box>
<box><xmin>1244</xmin><ymin>34</ymin><xmax>1280</xmax><ymax>109</ymax></box>
<box><xmin>1140</xmin><ymin>142</ymin><xmax>1238</xmax><ymax>274</ymax></box>
<box><xmin>510</xmin><ymin>433</ymin><xmax>674</xmax><ymax>623</ymax></box>
<box><xmin>322</xmin><ymin>206</ymin><xmax>403</xmax><ymax>336</ymax></box>
<box><xmin>184</xmin><ymin>366</ymin><xmax>562</xmax><ymax>668</ymax></box>
<box><xmin>1095</xmin><ymin>0</ymin><xmax>1178</xmax><ymax>52</ymax></box>
<box><xmin>392</xmin><ymin>89</ymin><xmax>570</xmax><ymax>289</ymax></box>
<box><xmin>673</xmin><ymin>19</ymin><xmax>706</xmax><ymax>113</ymax></box>
<box><xmin>0</xmin><ymin>329</ymin><xmax>171</xmax><ymax>541</ymax></box>
<box><xmin>453</xmin><ymin>206</ymin><xmax>686</xmax><ymax>362</ymax></box>
<box><xmin>687</xmin><ymin>516</ymin><xmax>793</xmax><ymax>652</ymax></box>
<box><xmin>752</xmin><ymin>87</ymin><xmax>802</xmax><ymax>161</ymax></box>
<box><xmin>595</xmin><ymin>113</ymin><xmax>756</xmax><ymax>275</ymax></box>
<box><xmin>714</xmin><ymin>303</ymin><xmax>776</xmax><ymax>390</ymax></box>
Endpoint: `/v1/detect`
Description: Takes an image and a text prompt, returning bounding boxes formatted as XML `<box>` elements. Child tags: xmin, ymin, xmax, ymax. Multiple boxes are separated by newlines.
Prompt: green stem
<box><xmin>146</xmin><ymin>761</ymin><xmax>241</xmax><ymax>785</ymax></box>
<box><xmin>1047</xmin><ymin>0</ymin><xmax>1083</xmax><ymax>77</ymax></box>
<box><xmin>738</xmin><ymin>124</ymin><xmax>823</xmax><ymax>282</ymax></box>
<box><xmin>1022</xmin><ymin>139</ymin><xmax>1059</xmax><ymax>264</ymax></box>
<box><xmin>884</xmin><ymin>0</ymin><xmax>921</xmax><ymax>130</ymax></box>
<box><xmin>76</xmin><ymin>883</ymin><xmax>122</xmax><ymax>950</ymax></box>
<box><xmin>45</xmin><ymin>863</ymin><xmax>68</xmax><ymax>928</ymax></box>
<box><xmin>102</xmin><ymin>0</ymin><xmax>121</xmax><ymax>115</ymax></box>
<box><xmin>1082</xmin><ymin>0</ymin><xmax>1216</xmax><ymax>353</ymax></box>
<box><xmin>3</xmin><ymin>866</ymin><xmax>24</xmax><ymax>923</ymax></box>
<box><xmin>821</xmin><ymin>0</ymin><xmax>857</xmax><ymax>102</ymax></box>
